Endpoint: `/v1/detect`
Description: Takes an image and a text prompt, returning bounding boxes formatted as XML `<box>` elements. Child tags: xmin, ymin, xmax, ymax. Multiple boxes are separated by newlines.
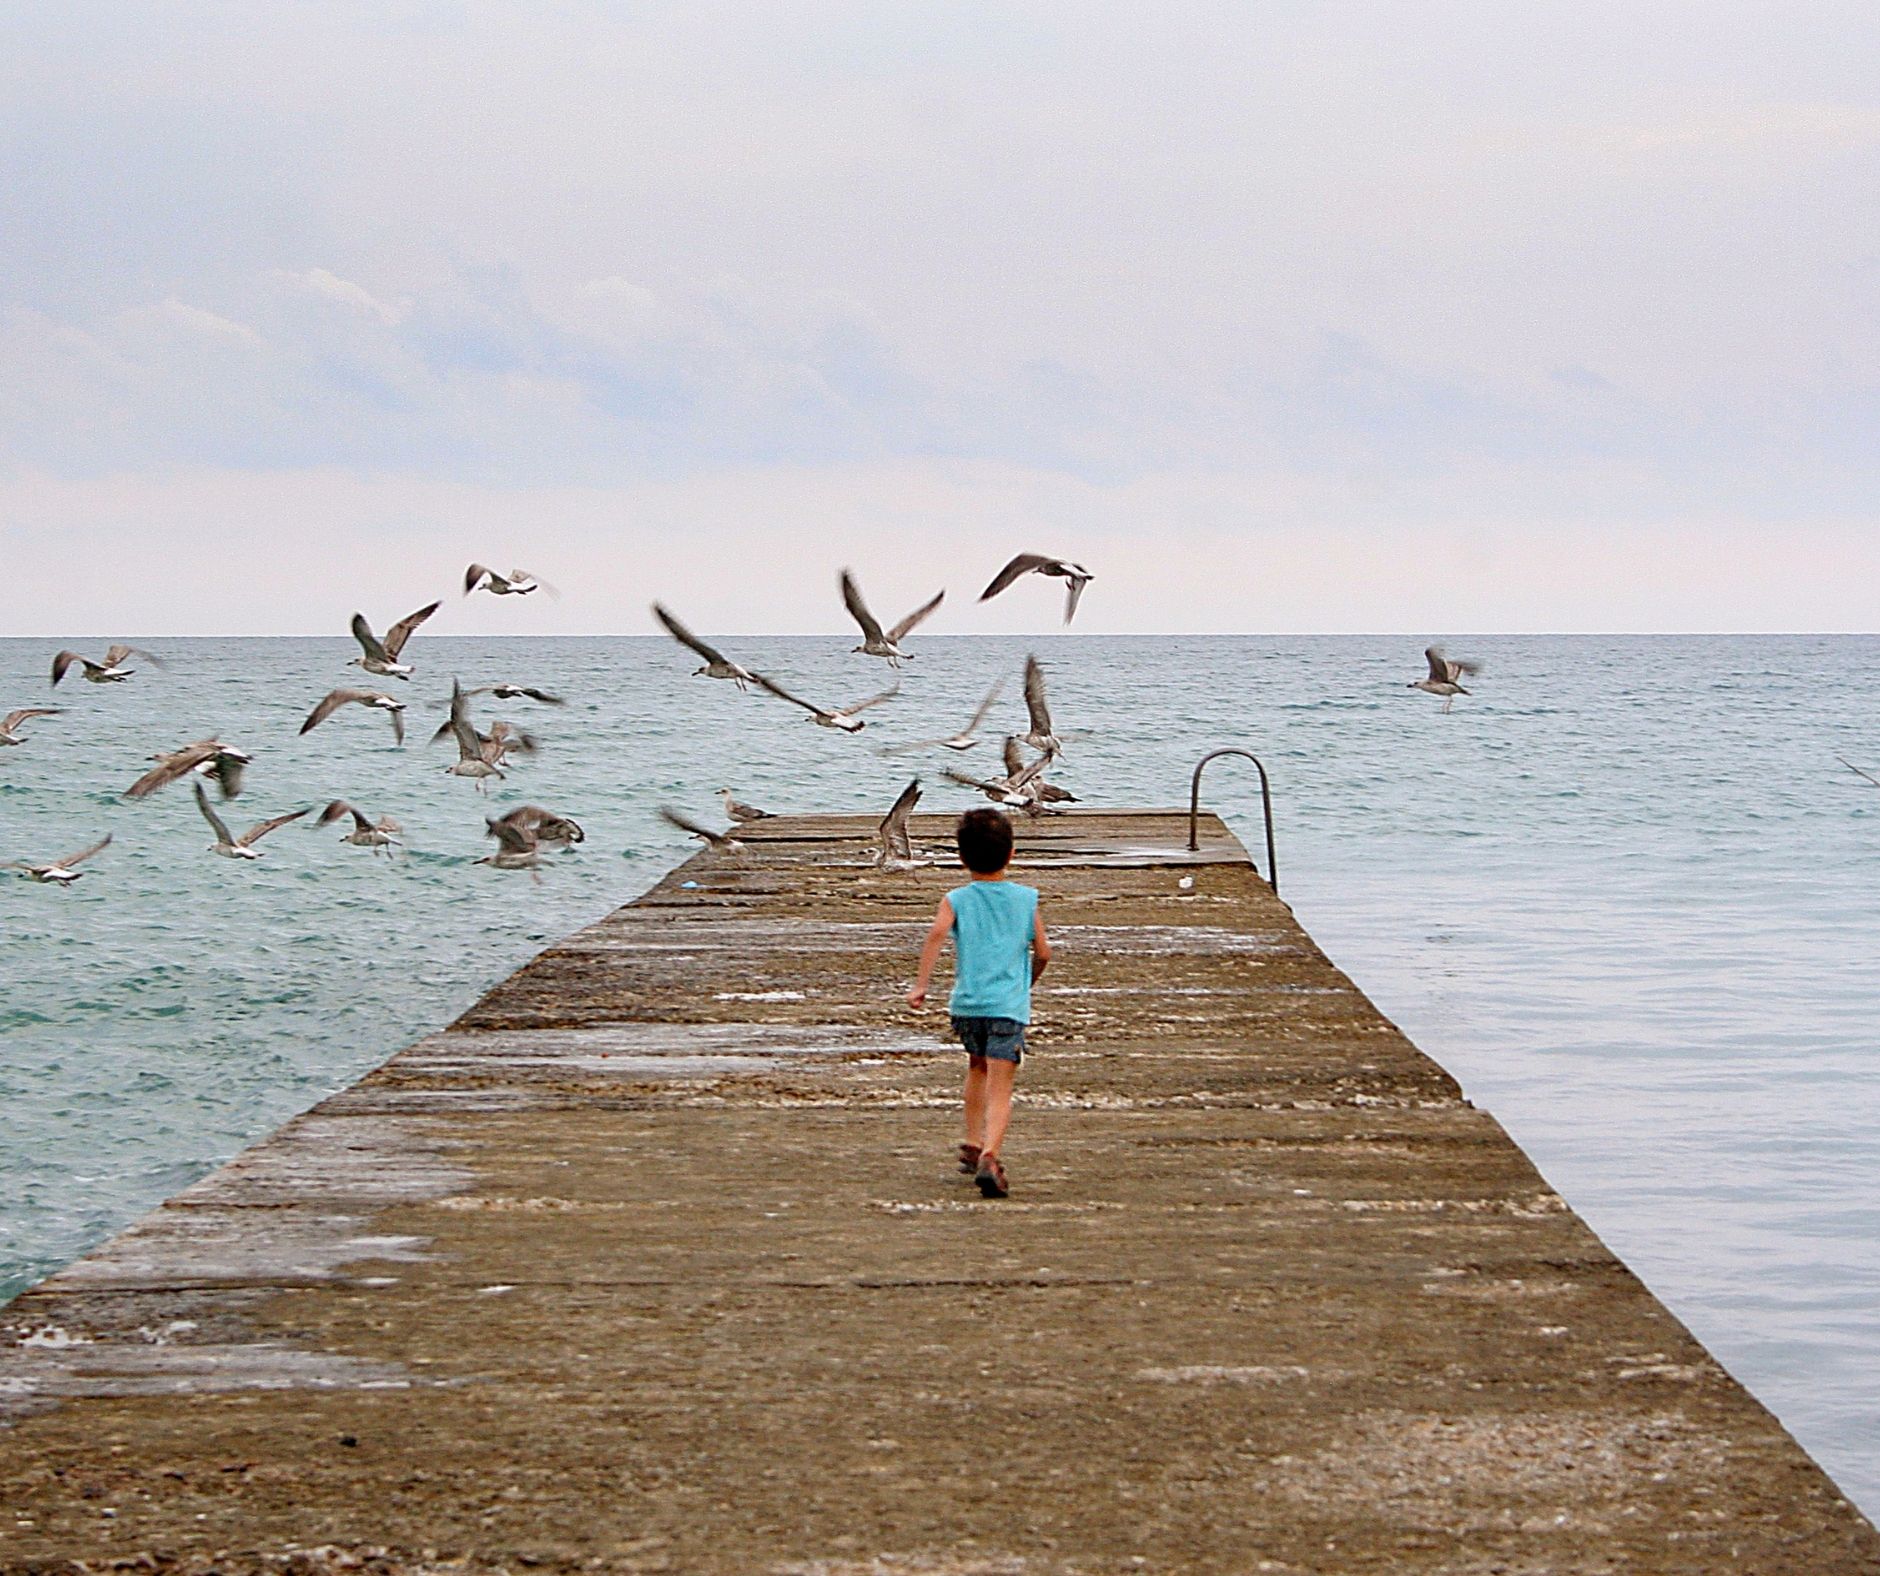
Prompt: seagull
<box><xmin>653</xmin><ymin>603</ymin><xmax>756</xmax><ymax>689</ymax></box>
<box><xmin>194</xmin><ymin>781</ymin><xmax>308</xmax><ymax>860</ymax></box>
<box><xmin>0</xmin><ymin>708</ymin><xmax>61</xmax><ymax>746</ymax></box>
<box><xmin>752</xmin><ymin>673</ymin><xmax>897</xmax><ymax>733</ymax></box>
<box><xmin>659</xmin><ymin>806</ymin><xmax>744</xmax><ymax>854</ymax></box>
<box><xmin>1004</xmin><ymin>736</ymin><xmax>1078</xmax><ymax>806</ymax></box>
<box><xmin>840</xmin><ymin>569</ymin><xmax>944</xmax><ymax>667</ymax></box>
<box><xmin>317</xmin><ymin>800</ymin><xmax>403</xmax><ymax>854</ymax></box>
<box><xmin>876</xmin><ymin>778</ymin><xmax>930</xmax><ymax>870</ymax></box>
<box><xmin>442</xmin><ymin>680</ymin><xmax>505</xmax><ymax>789</ymax></box>
<box><xmin>349</xmin><ymin>602</ymin><xmax>440</xmax><ymax>681</ymax></box>
<box><xmin>477</xmin><ymin>814</ymin><xmax>542</xmax><ymax>878</ymax></box>
<box><xmin>493</xmin><ymin>804</ymin><xmax>585</xmax><ymax>849</ymax></box>
<box><xmin>464</xmin><ymin>565</ymin><xmax>554</xmax><ymax>597</ymax></box>
<box><xmin>979</xmin><ymin>553</ymin><xmax>1094</xmax><ymax>625</ymax></box>
<box><xmin>300</xmin><ymin>688</ymin><xmax>407</xmax><ymax>745</ymax></box>
<box><xmin>51</xmin><ymin>645</ymin><xmax>162</xmax><ymax>686</ymax></box>
<box><xmin>883</xmin><ymin>680</ymin><xmax>1005</xmax><ymax>757</ymax></box>
<box><xmin>1409</xmin><ymin>645</ymin><xmax>1483</xmax><ymax>712</ymax></box>
<box><xmin>2</xmin><ymin>833</ymin><xmax>111</xmax><ymax>885</ymax></box>
<box><xmin>719</xmin><ymin>788</ymin><xmax>773</xmax><ymax>823</ymax></box>
<box><xmin>1020</xmin><ymin>655</ymin><xmax>1060</xmax><ymax>755</ymax></box>
<box><xmin>1838</xmin><ymin>757</ymin><xmax>1880</xmax><ymax>788</ymax></box>
<box><xmin>466</xmin><ymin>684</ymin><xmax>564</xmax><ymax>706</ymax></box>
<box><xmin>126</xmin><ymin>739</ymin><xmax>250</xmax><ymax>799</ymax></box>
<box><xmin>944</xmin><ymin>747</ymin><xmax>1052</xmax><ymax>811</ymax></box>
<box><xmin>430</xmin><ymin>694</ymin><xmax>537</xmax><ymax>767</ymax></box>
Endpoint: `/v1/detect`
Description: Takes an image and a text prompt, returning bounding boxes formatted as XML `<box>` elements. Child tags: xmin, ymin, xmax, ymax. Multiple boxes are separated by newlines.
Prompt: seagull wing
<box><xmin>880</xmin><ymin>777</ymin><xmax>921</xmax><ymax>858</ymax></box>
<box><xmin>751</xmin><ymin>672</ymin><xmax>825</xmax><ymax>716</ymax></box>
<box><xmin>300</xmin><ymin>689</ymin><xmax>369</xmax><ymax>734</ymax></box>
<box><xmin>1838</xmin><ymin>756</ymin><xmax>1880</xmax><ymax>788</ymax></box>
<box><xmin>318</xmin><ymin>800</ymin><xmax>369</xmax><ymax>830</ymax></box>
<box><xmin>389</xmin><ymin>706</ymin><xmax>405</xmax><ymax>745</ymax></box>
<box><xmin>1023</xmin><ymin>655</ymin><xmax>1053</xmax><ymax>736</ymax></box>
<box><xmin>55</xmin><ymin>833</ymin><xmax>112</xmax><ymax>870</ymax></box>
<box><xmin>102</xmin><ymin>644</ymin><xmax>163</xmax><ymax>669</ymax></box>
<box><xmin>840</xmin><ymin>569</ymin><xmax>886</xmax><ymax>644</ymax></box>
<box><xmin>887</xmin><ymin>588</ymin><xmax>945</xmax><ymax>644</ymax></box>
<box><xmin>1424</xmin><ymin>646</ymin><xmax>1450</xmax><ymax>682</ymax></box>
<box><xmin>464</xmin><ymin>563</ymin><xmax>493</xmax><ymax>594</ymax></box>
<box><xmin>1006</xmin><ymin>750</ymin><xmax>1051</xmax><ymax>792</ymax></box>
<box><xmin>962</xmin><ymin>679</ymin><xmax>1004</xmax><ymax>735</ymax></box>
<box><xmin>2</xmin><ymin>708</ymin><xmax>60</xmax><ymax>730</ymax></box>
<box><xmin>447</xmin><ymin>681</ymin><xmax>483</xmax><ymax>760</ymax></box>
<box><xmin>485</xmin><ymin>814</ymin><xmax>537</xmax><ymax>853</ymax></box>
<box><xmin>350</xmin><ymin>615</ymin><xmax>390</xmax><ymax>663</ymax></box>
<box><xmin>653</xmin><ymin>603</ymin><xmax>729</xmax><ymax>666</ymax></box>
<box><xmin>1063</xmin><ymin>576</ymin><xmax>1089</xmax><ymax>624</ymax></box>
<box><xmin>979</xmin><ymin>552</ymin><xmax>1052</xmax><ymax>602</ymax></box>
<box><xmin>1002</xmin><ymin>735</ymin><xmax>1024</xmax><ymax>778</ymax></box>
<box><xmin>658</xmin><ymin>806</ymin><xmax>722</xmax><ymax>845</ymax></box>
<box><xmin>126</xmin><ymin>740</ymin><xmax>217</xmax><ymax>798</ymax></box>
<box><xmin>209</xmin><ymin>751</ymin><xmax>248</xmax><ymax>799</ymax></box>
<box><xmin>520</xmin><ymin>688</ymin><xmax>565</xmax><ymax>704</ymax></box>
<box><xmin>240</xmin><ymin>806</ymin><xmax>310</xmax><ymax>847</ymax></box>
<box><xmin>49</xmin><ymin>651</ymin><xmax>86</xmax><ymax>686</ymax></box>
<box><xmin>842</xmin><ymin>683</ymin><xmax>901</xmax><ymax>716</ymax></box>
<box><xmin>943</xmin><ymin>767</ymin><xmax>1001</xmax><ymax>794</ymax></box>
<box><xmin>383</xmin><ymin>601</ymin><xmax>441</xmax><ymax>658</ymax></box>
<box><xmin>1450</xmin><ymin>655</ymin><xmax>1484</xmax><ymax>677</ymax></box>
<box><xmin>193</xmin><ymin>780</ymin><xmax>234</xmax><ymax>843</ymax></box>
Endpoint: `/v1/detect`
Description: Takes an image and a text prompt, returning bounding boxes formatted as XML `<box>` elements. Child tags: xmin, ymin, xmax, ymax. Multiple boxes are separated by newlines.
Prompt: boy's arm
<box><xmin>907</xmin><ymin>896</ymin><xmax>954</xmax><ymax>1008</ymax></box>
<box><xmin>1031</xmin><ymin>909</ymin><xmax>1052</xmax><ymax>984</ymax></box>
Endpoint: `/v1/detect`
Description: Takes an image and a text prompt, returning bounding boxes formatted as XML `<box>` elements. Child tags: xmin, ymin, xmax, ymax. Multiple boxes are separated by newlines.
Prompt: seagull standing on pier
<box><xmin>1409</xmin><ymin>646</ymin><xmax>1483</xmax><ymax>712</ymax></box>
<box><xmin>979</xmin><ymin>553</ymin><xmax>1094</xmax><ymax>625</ymax></box>
<box><xmin>840</xmin><ymin>569</ymin><xmax>944</xmax><ymax>668</ymax></box>
<box><xmin>752</xmin><ymin>673</ymin><xmax>897</xmax><ymax>733</ymax></box>
<box><xmin>653</xmin><ymin>604</ymin><xmax>757</xmax><ymax>689</ymax></box>
<box><xmin>0</xmin><ymin>708</ymin><xmax>61</xmax><ymax>745</ymax></box>
<box><xmin>719</xmin><ymin>789</ymin><xmax>773</xmax><ymax>823</ymax></box>
<box><xmin>194</xmin><ymin>782</ymin><xmax>308</xmax><ymax>860</ymax></box>
<box><xmin>51</xmin><ymin>645</ymin><xmax>161</xmax><ymax>686</ymax></box>
<box><xmin>318</xmin><ymin>801</ymin><xmax>403</xmax><ymax>854</ymax></box>
<box><xmin>300</xmin><ymin>689</ymin><xmax>407</xmax><ymax>745</ymax></box>
<box><xmin>2</xmin><ymin>833</ymin><xmax>111</xmax><ymax>885</ymax></box>
<box><xmin>348</xmin><ymin>602</ymin><xmax>440</xmax><ymax>681</ymax></box>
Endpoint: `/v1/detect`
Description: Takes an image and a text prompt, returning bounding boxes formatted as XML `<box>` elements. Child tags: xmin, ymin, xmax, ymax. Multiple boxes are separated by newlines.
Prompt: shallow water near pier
<box><xmin>2</xmin><ymin>632</ymin><xmax>1877</xmax><ymax>1510</ymax></box>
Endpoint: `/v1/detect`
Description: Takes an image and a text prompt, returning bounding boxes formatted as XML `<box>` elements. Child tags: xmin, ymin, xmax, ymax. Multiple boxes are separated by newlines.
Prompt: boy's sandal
<box><xmin>957</xmin><ymin>1143</ymin><xmax>982</xmax><ymax>1174</ymax></box>
<box><xmin>974</xmin><ymin>1155</ymin><xmax>1009</xmax><ymax>1199</ymax></box>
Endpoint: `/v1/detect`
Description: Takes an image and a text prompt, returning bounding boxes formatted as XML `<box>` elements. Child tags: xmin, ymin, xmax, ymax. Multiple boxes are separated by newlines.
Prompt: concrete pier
<box><xmin>3</xmin><ymin>809</ymin><xmax>1876</xmax><ymax>1573</ymax></box>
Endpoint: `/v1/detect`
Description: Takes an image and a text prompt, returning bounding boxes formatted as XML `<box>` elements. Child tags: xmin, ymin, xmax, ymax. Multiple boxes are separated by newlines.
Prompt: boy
<box><xmin>907</xmin><ymin>807</ymin><xmax>1052</xmax><ymax>1198</ymax></box>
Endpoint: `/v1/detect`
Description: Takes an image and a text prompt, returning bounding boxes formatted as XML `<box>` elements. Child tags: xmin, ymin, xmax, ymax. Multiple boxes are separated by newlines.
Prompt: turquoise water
<box><xmin>3</xmin><ymin>633</ymin><xmax>1878</xmax><ymax>1508</ymax></box>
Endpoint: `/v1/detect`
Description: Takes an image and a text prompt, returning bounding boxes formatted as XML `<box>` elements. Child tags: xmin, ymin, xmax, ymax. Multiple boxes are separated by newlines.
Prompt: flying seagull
<box><xmin>51</xmin><ymin>645</ymin><xmax>162</xmax><ymax>686</ymax></box>
<box><xmin>876</xmin><ymin>778</ymin><xmax>930</xmax><ymax>870</ymax></box>
<box><xmin>317</xmin><ymin>800</ymin><xmax>403</xmax><ymax>854</ymax></box>
<box><xmin>126</xmin><ymin>739</ymin><xmax>251</xmax><ymax>800</ymax></box>
<box><xmin>653</xmin><ymin>603</ymin><xmax>756</xmax><ymax>689</ymax></box>
<box><xmin>477</xmin><ymin>814</ymin><xmax>542</xmax><ymax>878</ymax></box>
<box><xmin>0</xmin><ymin>708</ymin><xmax>61</xmax><ymax>746</ymax></box>
<box><xmin>840</xmin><ymin>569</ymin><xmax>944</xmax><ymax>667</ymax></box>
<box><xmin>1409</xmin><ymin>645</ymin><xmax>1483</xmax><ymax>712</ymax></box>
<box><xmin>195</xmin><ymin>781</ymin><xmax>308</xmax><ymax>860</ymax></box>
<box><xmin>979</xmin><ymin>554</ymin><xmax>1094</xmax><ymax>625</ymax></box>
<box><xmin>944</xmin><ymin>747</ymin><xmax>1053</xmax><ymax>811</ymax></box>
<box><xmin>884</xmin><ymin>680</ymin><xmax>1005</xmax><ymax>756</ymax></box>
<box><xmin>752</xmin><ymin>673</ymin><xmax>898</xmax><ymax>733</ymax></box>
<box><xmin>719</xmin><ymin>789</ymin><xmax>773</xmax><ymax>823</ymax></box>
<box><xmin>300</xmin><ymin>688</ymin><xmax>407</xmax><ymax>745</ymax></box>
<box><xmin>349</xmin><ymin>601</ymin><xmax>440</xmax><ymax>681</ymax></box>
<box><xmin>442</xmin><ymin>680</ymin><xmax>506</xmax><ymax>789</ymax></box>
<box><xmin>2</xmin><ymin>833</ymin><xmax>111</xmax><ymax>885</ymax></box>
<box><xmin>1020</xmin><ymin>655</ymin><xmax>1060</xmax><ymax>755</ymax></box>
<box><xmin>464</xmin><ymin>565</ymin><xmax>554</xmax><ymax>597</ymax></box>
<box><xmin>1004</xmin><ymin>736</ymin><xmax>1078</xmax><ymax>806</ymax></box>
<box><xmin>493</xmin><ymin>804</ymin><xmax>585</xmax><ymax>849</ymax></box>
<box><xmin>466</xmin><ymin>684</ymin><xmax>564</xmax><ymax>706</ymax></box>
<box><xmin>659</xmin><ymin>806</ymin><xmax>744</xmax><ymax>854</ymax></box>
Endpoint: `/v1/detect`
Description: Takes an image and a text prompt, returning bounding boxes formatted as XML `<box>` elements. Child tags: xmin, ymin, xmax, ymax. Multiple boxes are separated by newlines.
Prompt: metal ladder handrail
<box><xmin>1188</xmin><ymin>748</ymin><xmax>1278</xmax><ymax>894</ymax></box>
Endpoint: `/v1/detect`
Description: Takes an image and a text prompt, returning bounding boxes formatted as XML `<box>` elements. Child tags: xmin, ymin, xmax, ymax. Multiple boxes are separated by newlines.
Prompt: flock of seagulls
<box><xmin>7</xmin><ymin>541</ymin><xmax>1521</xmax><ymax>884</ymax></box>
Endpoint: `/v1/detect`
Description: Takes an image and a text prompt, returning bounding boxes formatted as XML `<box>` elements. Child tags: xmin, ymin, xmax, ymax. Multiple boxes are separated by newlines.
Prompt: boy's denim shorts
<box><xmin>951</xmin><ymin>1015</ymin><xmax>1026</xmax><ymax>1065</ymax></box>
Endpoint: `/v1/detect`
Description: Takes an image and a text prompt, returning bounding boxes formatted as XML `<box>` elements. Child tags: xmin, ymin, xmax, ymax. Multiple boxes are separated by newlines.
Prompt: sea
<box><xmin>2</xmin><ymin>633</ymin><xmax>1877</xmax><ymax>1509</ymax></box>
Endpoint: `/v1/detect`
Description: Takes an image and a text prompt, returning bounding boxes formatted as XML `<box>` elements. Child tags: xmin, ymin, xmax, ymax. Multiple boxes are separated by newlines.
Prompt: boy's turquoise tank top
<box><xmin>947</xmin><ymin>880</ymin><xmax>1039</xmax><ymax>1022</ymax></box>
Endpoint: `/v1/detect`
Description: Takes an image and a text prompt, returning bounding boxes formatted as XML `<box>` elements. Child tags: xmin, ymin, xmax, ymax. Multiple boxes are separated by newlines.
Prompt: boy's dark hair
<box><xmin>956</xmin><ymin>808</ymin><xmax>1014</xmax><ymax>874</ymax></box>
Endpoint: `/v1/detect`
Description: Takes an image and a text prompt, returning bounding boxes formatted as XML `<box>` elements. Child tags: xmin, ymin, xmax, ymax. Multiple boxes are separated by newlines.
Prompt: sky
<box><xmin>3</xmin><ymin>0</ymin><xmax>1879</xmax><ymax>635</ymax></box>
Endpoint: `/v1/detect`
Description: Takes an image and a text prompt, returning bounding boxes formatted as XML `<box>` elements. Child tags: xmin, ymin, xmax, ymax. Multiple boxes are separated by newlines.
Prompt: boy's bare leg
<box><xmin>963</xmin><ymin>1055</ymin><xmax>989</xmax><ymax>1151</ymax></box>
<box><xmin>980</xmin><ymin>1059</ymin><xmax>1017</xmax><ymax>1159</ymax></box>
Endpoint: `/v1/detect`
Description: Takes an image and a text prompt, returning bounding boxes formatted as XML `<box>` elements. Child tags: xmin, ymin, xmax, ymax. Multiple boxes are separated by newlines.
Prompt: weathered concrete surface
<box><xmin>2</xmin><ymin>809</ymin><xmax>1875</xmax><ymax>1575</ymax></box>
